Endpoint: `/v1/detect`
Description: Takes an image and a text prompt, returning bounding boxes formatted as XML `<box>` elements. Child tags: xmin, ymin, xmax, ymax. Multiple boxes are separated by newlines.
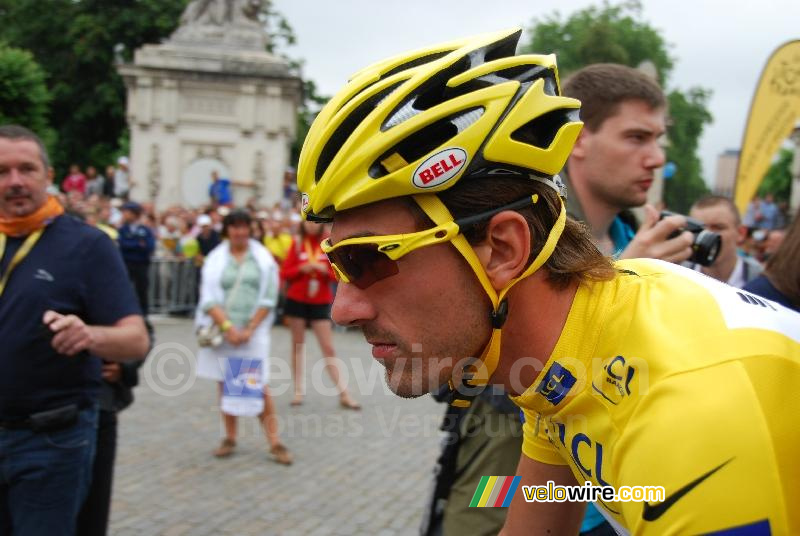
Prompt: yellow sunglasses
<box><xmin>321</xmin><ymin>195</ymin><xmax>538</xmax><ymax>289</ymax></box>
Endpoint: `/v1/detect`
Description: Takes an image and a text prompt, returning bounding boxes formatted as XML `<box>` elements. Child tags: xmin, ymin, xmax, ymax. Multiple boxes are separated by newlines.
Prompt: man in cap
<box><xmin>117</xmin><ymin>201</ymin><xmax>155</xmax><ymax>317</ymax></box>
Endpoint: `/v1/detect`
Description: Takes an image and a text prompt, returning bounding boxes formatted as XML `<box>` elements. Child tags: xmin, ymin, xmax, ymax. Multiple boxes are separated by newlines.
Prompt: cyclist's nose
<box><xmin>331</xmin><ymin>282</ymin><xmax>377</xmax><ymax>327</ymax></box>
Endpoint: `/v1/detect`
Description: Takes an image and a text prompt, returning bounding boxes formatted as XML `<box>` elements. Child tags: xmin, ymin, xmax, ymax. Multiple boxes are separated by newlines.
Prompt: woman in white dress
<box><xmin>195</xmin><ymin>209</ymin><xmax>291</xmax><ymax>465</ymax></box>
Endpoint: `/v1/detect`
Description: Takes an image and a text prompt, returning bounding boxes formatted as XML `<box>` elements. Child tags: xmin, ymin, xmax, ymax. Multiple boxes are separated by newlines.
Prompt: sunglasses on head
<box><xmin>321</xmin><ymin>195</ymin><xmax>537</xmax><ymax>290</ymax></box>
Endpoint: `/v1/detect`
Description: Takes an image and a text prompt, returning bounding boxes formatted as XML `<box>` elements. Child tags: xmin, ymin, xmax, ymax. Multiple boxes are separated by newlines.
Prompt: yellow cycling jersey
<box><xmin>512</xmin><ymin>258</ymin><xmax>800</xmax><ymax>535</ymax></box>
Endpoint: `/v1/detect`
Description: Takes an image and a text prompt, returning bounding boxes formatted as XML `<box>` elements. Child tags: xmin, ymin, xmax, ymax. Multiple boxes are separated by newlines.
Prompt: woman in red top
<box><xmin>280</xmin><ymin>220</ymin><xmax>360</xmax><ymax>409</ymax></box>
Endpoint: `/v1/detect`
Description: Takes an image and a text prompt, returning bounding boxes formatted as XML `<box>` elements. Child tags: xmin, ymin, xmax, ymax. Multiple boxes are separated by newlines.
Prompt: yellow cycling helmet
<box><xmin>297</xmin><ymin>28</ymin><xmax>582</xmax><ymax>221</ymax></box>
<box><xmin>298</xmin><ymin>29</ymin><xmax>582</xmax><ymax>406</ymax></box>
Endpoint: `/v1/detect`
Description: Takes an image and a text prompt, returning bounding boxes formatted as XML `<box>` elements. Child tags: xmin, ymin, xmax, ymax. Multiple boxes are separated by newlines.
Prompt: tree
<box><xmin>758</xmin><ymin>147</ymin><xmax>794</xmax><ymax>203</ymax></box>
<box><xmin>0</xmin><ymin>0</ymin><xmax>187</xmax><ymax>174</ymax></box>
<box><xmin>526</xmin><ymin>1</ymin><xmax>673</xmax><ymax>84</ymax></box>
<box><xmin>663</xmin><ymin>88</ymin><xmax>713</xmax><ymax>212</ymax></box>
<box><xmin>524</xmin><ymin>0</ymin><xmax>712</xmax><ymax>213</ymax></box>
<box><xmin>0</xmin><ymin>0</ymin><xmax>315</xmax><ymax>174</ymax></box>
<box><xmin>0</xmin><ymin>44</ymin><xmax>55</xmax><ymax>148</ymax></box>
<box><xmin>262</xmin><ymin>3</ymin><xmax>297</xmax><ymax>55</ymax></box>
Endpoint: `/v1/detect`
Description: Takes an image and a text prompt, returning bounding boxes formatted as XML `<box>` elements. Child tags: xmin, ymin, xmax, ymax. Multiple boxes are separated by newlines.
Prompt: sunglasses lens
<box><xmin>327</xmin><ymin>244</ymin><xmax>399</xmax><ymax>289</ymax></box>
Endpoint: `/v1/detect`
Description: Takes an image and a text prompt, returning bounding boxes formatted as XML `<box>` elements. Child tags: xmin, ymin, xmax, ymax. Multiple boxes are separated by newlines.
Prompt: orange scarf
<box><xmin>0</xmin><ymin>196</ymin><xmax>64</xmax><ymax>237</ymax></box>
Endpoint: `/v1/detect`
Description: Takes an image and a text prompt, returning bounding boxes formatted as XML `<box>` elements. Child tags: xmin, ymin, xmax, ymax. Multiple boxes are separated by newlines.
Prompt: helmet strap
<box><xmin>412</xmin><ymin>194</ymin><xmax>566</xmax><ymax>406</ymax></box>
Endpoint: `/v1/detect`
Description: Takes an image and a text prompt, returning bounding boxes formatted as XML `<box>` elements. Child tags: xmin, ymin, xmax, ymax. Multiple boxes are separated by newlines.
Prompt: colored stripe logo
<box><xmin>469</xmin><ymin>476</ymin><xmax>521</xmax><ymax>507</ymax></box>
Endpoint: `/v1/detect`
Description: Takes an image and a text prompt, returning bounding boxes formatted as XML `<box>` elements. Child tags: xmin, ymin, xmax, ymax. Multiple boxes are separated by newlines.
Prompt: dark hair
<box><xmin>221</xmin><ymin>209</ymin><xmax>252</xmax><ymax>238</ymax></box>
<box><xmin>562</xmin><ymin>64</ymin><xmax>666</xmax><ymax>132</ymax></box>
<box><xmin>690</xmin><ymin>194</ymin><xmax>741</xmax><ymax>226</ymax></box>
<box><xmin>764</xmin><ymin>211</ymin><xmax>800</xmax><ymax>308</ymax></box>
<box><xmin>0</xmin><ymin>124</ymin><xmax>50</xmax><ymax>169</ymax></box>
<box><xmin>432</xmin><ymin>176</ymin><xmax>616</xmax><ymax>289</ymax></box>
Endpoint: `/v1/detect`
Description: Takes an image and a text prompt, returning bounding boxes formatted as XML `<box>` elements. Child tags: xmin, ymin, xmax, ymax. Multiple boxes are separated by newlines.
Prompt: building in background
<box><xmin>117</xmin><ymin>0</ymin><xmax>301</xmax><ymax>210</ymax></box>
<box><xmin>714</xmin><ymin>149</ymin><xmax>740</xmax><ymax>197</ymax></box>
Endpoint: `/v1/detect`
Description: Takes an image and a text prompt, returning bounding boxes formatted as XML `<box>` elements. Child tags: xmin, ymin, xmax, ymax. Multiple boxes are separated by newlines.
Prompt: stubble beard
<box><xmin>366</xmin><ymin>265</ymin><xmax>492</xmax><ymax>399</ymax></box>
<box><xmin>382</xmin><ymin>349</ymin><xmax>455</xmax><ymax>399</ymax></box>
<box><xmin>2</xmin><ymin>187</ymin><xmax>33</xmax><ymax>218</ymax></box>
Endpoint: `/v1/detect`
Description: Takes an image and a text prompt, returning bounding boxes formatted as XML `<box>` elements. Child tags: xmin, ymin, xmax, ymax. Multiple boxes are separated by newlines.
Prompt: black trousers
<box><xmin>125</xmin><ymin>262</ymin><xmax>150</xmax><ymax>316</ymax></box>
<box><xmin>76</xmin><ymin>410</ymin><xmax>117</xmax><ymax>536</ymax></box>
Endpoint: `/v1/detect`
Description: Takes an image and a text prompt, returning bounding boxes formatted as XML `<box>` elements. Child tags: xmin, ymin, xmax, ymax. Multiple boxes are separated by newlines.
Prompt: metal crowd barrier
<box><xmin>148</xmin><ymin>258</ymin><xmax>199</xmax><ymax>315</ymax></box>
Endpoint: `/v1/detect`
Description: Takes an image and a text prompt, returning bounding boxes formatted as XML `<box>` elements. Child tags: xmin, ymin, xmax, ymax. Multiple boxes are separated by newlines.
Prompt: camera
<box><xmin>660</xmin><ymin>211</ymin><xmax>721</xmax><ymax>267</ymax></box>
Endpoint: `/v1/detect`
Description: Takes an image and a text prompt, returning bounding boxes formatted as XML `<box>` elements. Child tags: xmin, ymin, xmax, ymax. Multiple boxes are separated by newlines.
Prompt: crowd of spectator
<box><xmin>52</xmin><ymin>163</ymin><xmax>304</xmax><ymax>272</ymax></box>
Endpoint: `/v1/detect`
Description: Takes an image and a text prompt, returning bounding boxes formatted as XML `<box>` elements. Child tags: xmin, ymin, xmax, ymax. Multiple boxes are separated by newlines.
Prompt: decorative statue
<box><xmin>179</xmin><ymin>0</ymin><xmax>263</xmax><ymax>28</ymax></box>
<box><xmin>171</xmin><ymin>0</ymin><xmax>269</xmax><ymax>49</ymax></box>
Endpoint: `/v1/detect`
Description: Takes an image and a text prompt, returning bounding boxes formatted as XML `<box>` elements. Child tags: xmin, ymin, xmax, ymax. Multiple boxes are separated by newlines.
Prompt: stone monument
<box><xmin>117</xmin><ymin>0</ymin><xmax>302</xmax><ymax>209</ymax></box>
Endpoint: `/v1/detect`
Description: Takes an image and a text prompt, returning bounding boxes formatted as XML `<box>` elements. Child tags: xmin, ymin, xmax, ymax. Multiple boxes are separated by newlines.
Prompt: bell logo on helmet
<box><xmin>412</xmin><ymin>148</ymin><xmax>468</xmax><ymax>189</ymax></box>
<box><xmin>301</xmin><ymin>193</ymin><xmax>310</xmax><ymax>213</ymax></box>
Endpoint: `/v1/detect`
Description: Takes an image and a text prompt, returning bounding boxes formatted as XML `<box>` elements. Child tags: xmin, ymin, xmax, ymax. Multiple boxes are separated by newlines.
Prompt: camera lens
<box><xmin>692</xmin><ymin>230</ymin><xmax>722</xmax><ymax>266</ymax></box>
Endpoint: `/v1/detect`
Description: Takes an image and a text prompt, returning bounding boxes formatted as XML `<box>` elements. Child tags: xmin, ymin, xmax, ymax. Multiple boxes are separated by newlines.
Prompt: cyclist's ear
<box><xmin>477</xmin><ymin>212</ymin><xmax>531</xmax><ymax>290</ymax></box>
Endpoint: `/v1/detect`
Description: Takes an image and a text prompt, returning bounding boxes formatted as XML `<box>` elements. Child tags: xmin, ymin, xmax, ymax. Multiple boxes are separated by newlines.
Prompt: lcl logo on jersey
<box><xmin>592</xmin><ymin>355</ymin><xmax>637</xmax><ymax>406</ymax></box>
<box><xmin>301</xmin><ymin>193</ymin><xmax>310</xmax><ymax>214</ymax></box>
<box><xmin>412</xmin><ymin>147</ymin><xmax>467</xmax><ymax>189</ymax></box>
<box><xmin>545</xmin><ymin>419</ymin><xmax>614</xmax><ymax>488</ymax></box>
<box><xmin>535</xmin><ymin>362</ymin><xmax>577</xmax><ymax>406</ymax></box>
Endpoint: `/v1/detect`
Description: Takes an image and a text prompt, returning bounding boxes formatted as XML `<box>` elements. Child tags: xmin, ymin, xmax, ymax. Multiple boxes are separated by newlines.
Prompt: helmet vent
<box><xmin>383</xmin><ymin>97</ymin><xmax>422</xmax><ymax>129</ymax></box>
<box><xmin>494</xmin><ymin>64</ymin><xmax>551</xmax><ymax>84</ymax></box>
<box><xmin>316</xmin><ymin>80</ymin><xmax>404</xmax><ymax>182</ymax></box>
<box><xmin>464</xmin><ymin>32</ymin><xmax>519</xmax><ymax>67</ymax></box>
<box><xmin>451</xmin><ymin>107</ymin><xmax>484</xmax><ymax>133</ymax></box>
<box><xmin>380</xmin><ymin>50</ymin><xmax>453</xmax><ymax>80</ymax></box>
<box><xmin>369</xmin><ymin>107</ymin><xmax>483</xmax><ymax>178</ymax></box>
<box><xmin>382</xmin><ymin>56</ymin><xmax>471</xmax><ymax>130</ymax></box>
<box><xmin>482</xmin><ymin>34</ymin><xmax>518</xmax><ymax>63</ymax></box>
<box><xmin>511</xmin><ymin>108</ymin><xmax>580</xmax><ymax>149</ymax></box>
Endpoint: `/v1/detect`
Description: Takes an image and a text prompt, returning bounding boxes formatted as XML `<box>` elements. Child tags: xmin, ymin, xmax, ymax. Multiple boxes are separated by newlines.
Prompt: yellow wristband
<box><xmin>220</xmin><ymin>320</ymin><xmax>233</xmax><ymax>332</ymax></box>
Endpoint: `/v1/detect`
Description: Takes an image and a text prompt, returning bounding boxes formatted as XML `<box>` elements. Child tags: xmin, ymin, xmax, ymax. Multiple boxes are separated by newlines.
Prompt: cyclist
<box><xmin>296</xmin><ymin>29</ymin><xmax>800</xmax><ymax>535</ymax></box>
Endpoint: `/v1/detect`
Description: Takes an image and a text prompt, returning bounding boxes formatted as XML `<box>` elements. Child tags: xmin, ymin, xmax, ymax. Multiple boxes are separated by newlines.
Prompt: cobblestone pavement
<box><xmin>109</xmin><ymin>317</ymin><xmax>443</xmax><ymax>536</ymax></box>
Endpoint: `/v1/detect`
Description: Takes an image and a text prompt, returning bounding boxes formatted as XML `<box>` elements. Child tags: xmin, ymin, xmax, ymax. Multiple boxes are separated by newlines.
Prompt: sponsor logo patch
<box><xmin>412</xmin><ymin>147</ymin><xmax>467</xmax><ymax>189</ymax></box>
<box><xmin>535</xmin><ymin>362</ymin><xmax>577</xmax><ymax>406</ymax></box>
<box><xmin>591</xmin><ymin>355</ymin><xmax>637</xmax><ymax>406</ymax></box>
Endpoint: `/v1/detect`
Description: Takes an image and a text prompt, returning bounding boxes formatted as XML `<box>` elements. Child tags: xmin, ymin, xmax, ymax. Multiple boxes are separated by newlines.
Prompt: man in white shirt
<box><xmin>689</xmin><ymin>194</ymin><xmax>762</xmax><ymax>288</ymax></box>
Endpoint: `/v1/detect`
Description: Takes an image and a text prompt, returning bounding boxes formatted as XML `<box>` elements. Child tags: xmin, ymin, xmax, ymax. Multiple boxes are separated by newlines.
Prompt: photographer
<box><xmin>554</xmin><ymin>65</ymin><xmax>695</xmax><ymax>534</ymax></box>
<box><xmin>688</xmin><ymin>195</ymin><xmax>762</xmax><ymax>288</ymax></box>
<box><xmin>561</xmin><ymin>64</ymin><xmax>694</xmax><ymax>262</ymax></box>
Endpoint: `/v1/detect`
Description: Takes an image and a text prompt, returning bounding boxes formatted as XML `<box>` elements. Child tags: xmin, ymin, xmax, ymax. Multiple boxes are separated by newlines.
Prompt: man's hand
<box><xmin>102</xmin><ymin>361</ymin><xmax>122</xmax><ymax>383</ymax></box>
<box><xmin>43</xmin><ymin>310</ymin><xmax>94</xmax><ymax>356</ymax></box>
<box><xmin>620</xmin><ymin>205</ymin><xmax>694</xmax><ymax>263</ymax></box>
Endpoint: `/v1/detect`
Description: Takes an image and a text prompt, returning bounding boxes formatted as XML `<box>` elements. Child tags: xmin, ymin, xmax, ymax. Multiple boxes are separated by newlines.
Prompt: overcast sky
<box><xmin>271</xmin><ymin>0</ymin><xmax>799</xmax><ymax>187</ymax></box>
